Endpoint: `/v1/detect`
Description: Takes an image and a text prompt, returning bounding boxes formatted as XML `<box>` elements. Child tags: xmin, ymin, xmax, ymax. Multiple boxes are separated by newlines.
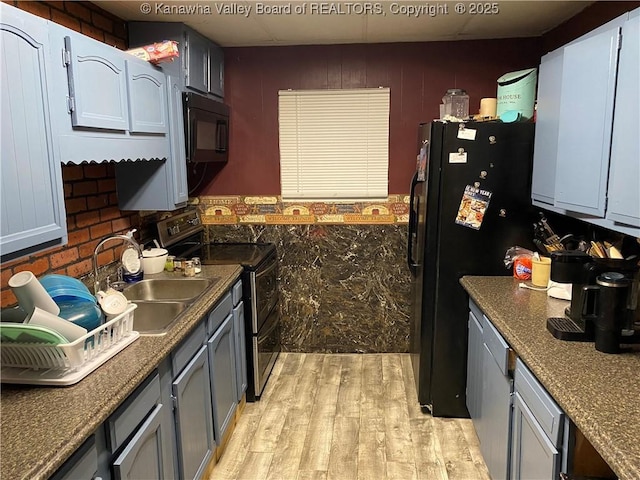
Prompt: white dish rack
<box><xmin>1</xmin><ymin>304</ymin><xmax>139</xmax><ymax>386</ymax></box>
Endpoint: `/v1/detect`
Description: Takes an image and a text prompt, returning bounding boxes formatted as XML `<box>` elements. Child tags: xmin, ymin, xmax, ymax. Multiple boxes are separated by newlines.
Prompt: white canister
<box><xmin>496</xmin><ymin>68</ymin><xmax>537</xmax><ymax>120</ymax></box>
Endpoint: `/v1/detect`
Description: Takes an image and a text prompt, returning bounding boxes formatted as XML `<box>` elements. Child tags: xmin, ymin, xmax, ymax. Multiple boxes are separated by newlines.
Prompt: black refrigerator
<box><xmin>408</xmin><ymin>121</ymin><xmax>536</xmax><ymax>417</ymax></box>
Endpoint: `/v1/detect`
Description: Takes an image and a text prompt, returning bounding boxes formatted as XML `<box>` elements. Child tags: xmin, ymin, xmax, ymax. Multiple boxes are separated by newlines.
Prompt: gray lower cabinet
<box><xmin>511</xmin><ymin>358</ymin><xmax>565</xmax><ymax>480</ymax></box>
<box><xmin>172</xmin><ymin>339</ymin><xmax>215</xmax><ymax>480</ymax></box>
<box><xmin>466</xmin><ymin>306</ymin><xmax>484</xmax><ymax>421</ymax></box>
<box><xmin>108</xmin><ymin>373</ymin><xmax>174</xmax><ymax>480</ymax></box>
<box><xmin>0</xmin><ymin>3</ymin><xmax>67</xmax><ymax>260</ymax></box>
<box><xmin>50</xmin><ymin>282</ymin><xmax>243</xmax><ymax>480</ymax></box>
<box><xmin>112</xmin><ymin>404</ymin><xmax>168</xmax><ymax>480</ymax></box>
<box><xmin>50</xmin><ymin>434</ymin><xmax>100</xmax><ymax>480</ymax></box>
<box><xmin>467</xmin><ymin>299</ymin><xmax>570</xmax><ymax>480</ymax></box>
<box><xmin>233</xmin><ymin>300</ymin><xmax>248</xmax><ymax>401</ymax></box>
<box><xmin>208</xmin><ymin>313</ymin><xmax>238</xmax><ymax>444</ymax></box>
<box><xmin>478</xmin><ymin>313</ymin><xmax>513</xmax><ymax>480</ymax></box>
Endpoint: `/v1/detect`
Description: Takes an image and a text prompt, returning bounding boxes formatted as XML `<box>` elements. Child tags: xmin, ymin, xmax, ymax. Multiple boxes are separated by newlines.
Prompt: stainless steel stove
<box><xmin>156</xmin><ymin>211</ymin><xmax>281</xmax><ymax>401</ymax></box>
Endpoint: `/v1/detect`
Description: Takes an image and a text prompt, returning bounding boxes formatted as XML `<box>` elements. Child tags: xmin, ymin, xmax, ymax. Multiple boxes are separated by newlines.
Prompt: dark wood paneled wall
<box><xmin>202</xmin><ymin>39</ymin><xmax>542</xmax><ymax>196</ymax></box>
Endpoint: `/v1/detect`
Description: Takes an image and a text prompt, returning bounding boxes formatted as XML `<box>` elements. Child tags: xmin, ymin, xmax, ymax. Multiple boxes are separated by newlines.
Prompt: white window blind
<box><xmin>278</xmin><ymin>88</ymin><xmax>390</xmax><ymax>201</ymax></box>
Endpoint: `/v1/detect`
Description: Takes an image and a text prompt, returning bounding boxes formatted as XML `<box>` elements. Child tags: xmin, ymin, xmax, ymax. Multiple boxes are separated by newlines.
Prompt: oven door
<box><xmin>252</xmin><ymin>305</ymin><xmax>281</xmax><ymax>398</ymax></box>
<box><xmin>250</xmin><ymin>256</ymin><xmax>279</xmax><ymax>332</ymax></box>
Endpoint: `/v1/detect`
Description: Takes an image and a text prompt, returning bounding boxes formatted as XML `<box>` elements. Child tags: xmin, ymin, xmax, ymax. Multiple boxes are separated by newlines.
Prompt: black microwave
<box><xmin>183</xmin><ymin>92</ymin><xmax>229</xmax><ymax>163</ymax></box>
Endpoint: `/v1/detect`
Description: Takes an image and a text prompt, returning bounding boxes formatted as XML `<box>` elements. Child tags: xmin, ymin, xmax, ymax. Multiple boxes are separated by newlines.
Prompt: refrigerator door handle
<box><xmin>407</xmin><ymin>171</ymin><xmax>420</xmax><ymax>274</ymax></box>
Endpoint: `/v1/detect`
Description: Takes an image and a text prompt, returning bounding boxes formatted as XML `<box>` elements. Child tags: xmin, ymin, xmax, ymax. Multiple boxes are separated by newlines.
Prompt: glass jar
<box><xmin>192</xmin><ymin>257</ymin><xmax>202</xmax><ymax>274</ymax></box>
<box><xmin>442</xmin><ymin>89</ymin><xmax>469</xmax><ymax>119</ymax></box>
<box><xmin>184</xmin><ymin>260</ymin><xmax>195</xmax><ymax>277</ymax></box>
<box><xmin>165</xmin><ymin>255</ymin><xmax>175</xmax><ymax>272</ymax></box>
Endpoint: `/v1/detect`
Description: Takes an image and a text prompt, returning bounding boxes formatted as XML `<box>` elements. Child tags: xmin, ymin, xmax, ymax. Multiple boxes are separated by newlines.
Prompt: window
<box><xmin>278</xmin><ymin>88</ymin><xmax>390</xmax><ymax>201</ymax></box>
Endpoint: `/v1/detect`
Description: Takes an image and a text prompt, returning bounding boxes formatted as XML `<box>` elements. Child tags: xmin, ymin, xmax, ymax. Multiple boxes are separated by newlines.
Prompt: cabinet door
<box><xmin>51</xmin><ymin>435</ymin><xmax>98</xmax><ymax>480</ymax></box>
<box><xmin>172</xmin><ymin>345</ymin><xmax>215</xmax><ymax>480</ymax></box>
<box><xmin>113</xmin><ymin>404</ymin><xmax>168</xmax><ymax>480</ymax></box>
<box><xmin>555</xmin><ymin>26</ymin><xmax>621</xmax><ymax>216</ymax></box>
<box><xmin>167</xmin><ymin>75</ymin><xmax>189</xmax><ymax>206</ymax></box>
<box><xmin>531</xmin><ymin>48</ymin><xmax>563</xmax><ymax>206</ymax></box>
<box><xmin>0</xmin><ymin>4</ymin><xmax>67</xmax><ymax>259</ymax></box>
<box><xmin>208</xmin><ymin>44</ymin><xmax>224</xmax><ymax>98</ymax></box>
<box><xmin>208</xmin><ymin>314</ymin><xmax>238</xmax><ymax>444</ymax></box>
<box><xmin>478</xmin><ymin>343</ymin><xmax>512</xmax><ymax>480</ymax></box>
<box><xmin>185</xmin><ymin>30</ymin><xmax>209</xmax><ymax>94</ymax></box>
<box><xmin>126</xmin><ymin>60</ymin><xmax>167</xmax><ymax>134</ymax></box>
<box><xmin>234</xmin><ymin>301</ymin><xmax>248</xmax><ymax>401</ymax></box>
<box><xmin>511</xmin><ymin>392</ymin><xmax>561</xmax><ymax>480</ymax></box>
<box><xmin>466</xmin><ymin>311</ymin><xmax>483</xmax><ymax>421</ymax></box>
<box><xmin>63</xmin><ymin>35</ymin><xmax>129</xmax><ymax>131</ymax></box>
<box><xmin>607</xmin><ymin>11</ymin><xmax>640</xmax><ymax>228</ymax></box>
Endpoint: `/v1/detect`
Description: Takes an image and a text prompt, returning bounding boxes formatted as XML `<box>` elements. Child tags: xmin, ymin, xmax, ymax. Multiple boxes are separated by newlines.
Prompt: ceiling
<box><xmin>94</xmin><ymin>1</ymin><xmax>593</xmax><ymax>47</ymax></box>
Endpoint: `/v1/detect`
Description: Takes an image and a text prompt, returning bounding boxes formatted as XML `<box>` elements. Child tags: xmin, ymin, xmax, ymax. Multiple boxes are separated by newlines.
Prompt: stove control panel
<box><xmin>157</xmin><ymin>210</ymin><xmax>203</xmax><ymax>247</ymax></box>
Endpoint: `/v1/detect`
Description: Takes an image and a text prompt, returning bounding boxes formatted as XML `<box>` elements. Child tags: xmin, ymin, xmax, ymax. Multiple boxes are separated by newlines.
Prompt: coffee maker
<box><xmin>546</xmin><ymin>251</ymin><xmax>639</xmax><ymax>351</ymax></box>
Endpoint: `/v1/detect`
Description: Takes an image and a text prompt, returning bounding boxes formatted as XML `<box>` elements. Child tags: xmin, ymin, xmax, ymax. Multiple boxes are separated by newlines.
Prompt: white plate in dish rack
<box><xmin>0</xmin><ymin>304</ymin><xmax>139</xmax><ymax>386</ymax></box>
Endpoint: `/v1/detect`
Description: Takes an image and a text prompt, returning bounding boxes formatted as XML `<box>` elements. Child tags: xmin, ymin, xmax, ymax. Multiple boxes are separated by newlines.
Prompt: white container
<box><xmin>141</xmin><ymin>248</ymin><xmax>169</xmax><ymax>274</ymax></box>
<box><xmin>496</xmin><ymin>68</ymin><xmax>537</xmax><ymax>120</ymax></box>
<box><xmin>25</xmin><ymin>307</ymin><xmax>87</xmax><ymax>342</ymax></box>
<box><xmin>8</xmin><ymin>271</ymin><xmax>60</xmax><ymax>315</ymax></box>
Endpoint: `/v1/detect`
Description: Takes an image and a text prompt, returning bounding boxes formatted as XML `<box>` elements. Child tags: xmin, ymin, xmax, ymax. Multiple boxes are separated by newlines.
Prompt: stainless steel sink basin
<box><xmin>131</xmin><ymin>301</ymin><xmax>188</xmax><ymax>336</ymax></box>
<box><xmin>123</xmin><ymin>278</ymin><xmax>215</xmax><ymax>302</ymax></box>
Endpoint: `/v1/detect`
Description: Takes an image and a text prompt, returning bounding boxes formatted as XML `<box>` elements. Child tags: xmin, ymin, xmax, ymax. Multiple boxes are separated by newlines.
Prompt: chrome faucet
<box><xmin>93</xmin><ymin>234</ymin><xmax>142</xmax><ymax>294</ymax></box>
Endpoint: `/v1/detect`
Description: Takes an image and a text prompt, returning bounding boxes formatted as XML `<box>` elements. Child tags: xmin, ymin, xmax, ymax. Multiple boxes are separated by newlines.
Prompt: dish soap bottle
<box><xmin>121</xmin><ymin>230</ymin><xmax>144</xmax><ymax>283</ymax></box>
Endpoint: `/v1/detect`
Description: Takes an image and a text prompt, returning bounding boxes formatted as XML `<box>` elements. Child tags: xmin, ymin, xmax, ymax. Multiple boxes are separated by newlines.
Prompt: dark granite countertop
<box><xmin>0</xmin><ymin>264</ymin><xmax>243</xmax><ymax>480</ymax></box>
<box><xmin>461</xmin><ymin>275</ymin><xmax>640</xmax><ymax>480</ymax></box>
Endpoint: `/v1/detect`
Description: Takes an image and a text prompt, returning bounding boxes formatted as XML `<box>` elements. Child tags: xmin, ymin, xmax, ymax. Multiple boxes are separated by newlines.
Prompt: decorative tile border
<box><xmin>194</xmin><ymin>196</ymin><xmax>410</xmax><ymax>225</ymax></box>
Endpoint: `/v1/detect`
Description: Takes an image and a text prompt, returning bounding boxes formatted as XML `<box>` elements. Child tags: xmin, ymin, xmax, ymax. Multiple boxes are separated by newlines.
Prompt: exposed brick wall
<box><xmin>1</xmin><ymin>2</ymin><xmax>135</xmax><ymax>308</ymax></box>
<box><xmin>3</xmin><ymin>0</ymin><xmax>128</xmax><ymax>49</ymax></box>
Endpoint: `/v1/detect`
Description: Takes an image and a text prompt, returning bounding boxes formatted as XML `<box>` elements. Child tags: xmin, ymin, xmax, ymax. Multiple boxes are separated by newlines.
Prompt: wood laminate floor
<box><xmin>209</xmin><ymin>353</ymin><xmax>491</xmax><ymax>480</ymax></box>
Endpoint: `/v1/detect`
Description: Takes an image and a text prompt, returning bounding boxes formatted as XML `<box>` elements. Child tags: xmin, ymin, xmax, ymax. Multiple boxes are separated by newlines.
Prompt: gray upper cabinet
<box><xmin>554</xmin><ymin>26</ymin><xmax>620</xmax><ymax>216</ymax></box>
<box><xmin>65</xmin><ymin>35</ymin><xmax>168</xmax><ymax>134</ymax></box>
<box><xmin>532</xmin><ymin>8</ymin><xmax>640</xmax><ymax>236</ymax></box>
<box><xmin>115</xmin><ymin>75</ymin><xmax>188</xmax><ymax>211</ymax></box>
<box><xmin>0</xmin><ymin>3</ymin><xmax>67</xmax><ymax>260</ymax></box>
<box><xmin>607</xmin><ymin>10</ymin><xmax>640</xmax><ymax>228</ymax></box>
<box><xmin>48</xmin><ymin>24</ymin><xmax>170</xmax><ymax>164</ymax></box>
<box><xmin>126</xmin><ymin>60</ymin><xmax>168</xmax><ymax>134</ymax></box>
<box><xmin>208</xmin><ymin>44</ymin><xmax>224</xmax><ymax>98</ymax></box>
<box><xmin>531</xmin><ymin>48</ymin><xmax>563</xmax><ymax>207</ymax></box>
<box><xmin>185</xmin><ymin>29</ymin><xmax>210</xmax><ymax>94</ymax></box>
<box><xmin>64</xmin><ymin>34</ymin><xmax>129</xmax><ymax>131</ymax></box>
<box><xmin>129</xmin><ymin>22</ymin><xmax>224</xmax><ymax>100</ymax></box>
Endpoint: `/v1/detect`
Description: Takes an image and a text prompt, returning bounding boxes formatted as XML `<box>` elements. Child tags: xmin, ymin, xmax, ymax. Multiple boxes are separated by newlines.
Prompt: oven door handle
<box><xmin>257</xmin><ymin>309</ymin><xmax>280</xmax><ymax>343</ymax></box>
<box><xmin>256</xmin><ymin>256</ymin><xmax>277</xmax><ymax>280</ymax></box>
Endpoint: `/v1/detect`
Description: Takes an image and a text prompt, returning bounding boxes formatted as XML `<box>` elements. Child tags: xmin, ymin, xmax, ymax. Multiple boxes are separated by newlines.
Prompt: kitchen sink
<box><xmin>122</xmin><ymin>278</ymin><xmax>215</xmax><ymax>302</ymax></box>
<box><xmin>130</xmin><ymin>301</ymin><xmax>189</xmax><ymax>336</ymax></box>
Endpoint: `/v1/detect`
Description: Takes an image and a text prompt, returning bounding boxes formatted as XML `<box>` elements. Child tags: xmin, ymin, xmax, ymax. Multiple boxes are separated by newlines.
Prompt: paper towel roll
<box><xmin>480</xmin><ymin>98</ymin><xmax>497</xmax><ymax>117</ymax></box>
<box><xmin>8</xmin><ymin>271</ymin><xmax>60</xmax><ymax>316</ymax></box>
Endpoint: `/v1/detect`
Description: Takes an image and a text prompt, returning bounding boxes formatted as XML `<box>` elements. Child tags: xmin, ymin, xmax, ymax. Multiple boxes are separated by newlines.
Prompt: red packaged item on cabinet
<box><xmin>126</xmin><ymin>40</ymin><xmax>179</xmax><ymax>64</ymax></box>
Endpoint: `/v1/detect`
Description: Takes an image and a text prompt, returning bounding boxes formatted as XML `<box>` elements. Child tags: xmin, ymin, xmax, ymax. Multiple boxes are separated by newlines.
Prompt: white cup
<box><xmin>8</xmin><ymin>271</ymin><xmax>60</xmax><ymax>316</ymax></box>
<box><xmin>26</xmin><ymin>306</ymin><xmax>87</xmax><ymax>342</ymax></box>
<box><xmin>97</xmin><ymin>289</ymin><xmax>129</xmax><ymax>318</ymax></box>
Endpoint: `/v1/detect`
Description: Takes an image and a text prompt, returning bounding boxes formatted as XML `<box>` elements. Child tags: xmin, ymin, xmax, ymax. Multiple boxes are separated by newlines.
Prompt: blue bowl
<box><xmin>57</xmin><ymin>301</ymin><xmax>103</xmax><ymax>331</ymax></box>
<box><xmin>41</xmin><ymin>274</ymin><xmax>97</xmax><ymax>304</ymax></box>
